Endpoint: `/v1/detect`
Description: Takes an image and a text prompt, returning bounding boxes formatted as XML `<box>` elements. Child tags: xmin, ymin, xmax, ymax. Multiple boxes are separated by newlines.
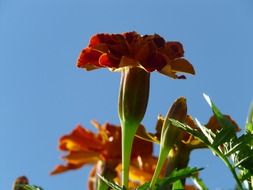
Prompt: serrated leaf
<box><xmin>225</xmin><ymin>134</ymin><xmax>253</xmax><ymax>156</ymax></box>
<box><xmin>97</xmin><ymin>174</ymin><xmax>123</xmax><ymax>190</ymax></box>
<box><xmin>169</xmin><ymin>118</ymin><xmax>211</xmax><ymax>146</ymax></box>
<box><xmin>136</xmin><ymin>182</ymin><xmax>150</xmax><ymax>190</ymax></box>
<box><xmin>195</xmin><ymin>119</ymin><xmax>215</xmax><ymax>145</ymax></box>
<box><xmin>239</xmin><ymin>169</ymin><xmax>253</xmax><ymax>181</ymax></box>
<box><xmin>212</xmin><ymin>127</ymin><xmax>236</xmax><ymax>147</ymax></box>
<box><xmin>172</xmin><ymin>180</ymin><xmax>184</xmax><ymax>190</ymax></box>
<box><xmin>156</xmin><ymin>167</ymin><xmax>203</xmax><ymax>189</ymax></box>
<box><xmin>246</xmin><ymin>123</ymin><xmax>253</xmax><ymax>134</ymax></box>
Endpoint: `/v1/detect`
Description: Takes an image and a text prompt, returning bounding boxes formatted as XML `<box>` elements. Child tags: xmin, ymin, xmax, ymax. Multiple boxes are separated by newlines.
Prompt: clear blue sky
<box><xmin>1</xmin><ymin>0</ymin><xmax>253</xmax><ymax>189</ymax></box>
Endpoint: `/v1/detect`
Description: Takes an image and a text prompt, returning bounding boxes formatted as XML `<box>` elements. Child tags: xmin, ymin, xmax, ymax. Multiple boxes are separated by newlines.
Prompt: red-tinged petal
<box><xmin>99</xmin><ymin>53</ymin><xmax>120</xmax><ymax>68</ymax></box>
<box><xmin>127</xmin><ymin>156</ymin><xmax>167</xmax><ymax>184</ymax></box>
<box><xmin>164</xmin><ymin>42</ymin><xmax>184</xmax><ymax>59</ymax></box>
<box><xmin>143</xmin><ymin>34</ymin><xmax>165</xmax><ymax>48</ymax></box>
<box><xmin>143</xmin><ymin>52</ymin><xmax>167</xmax><ymax>72</ymax></box>
<box><xmin>50</xmin><ymin>163</ymin><xmax>84</xmax><ymax>175</ymax></box>
<box><xmin>169</xmin><ymin>58</ymin><xmax>195</xmax><ymax>75</ymax></box>
<box><xmin>77</xmin><ymin>48</ymin><xmax>102</xmax><ymax>70</ymax></box>
<box><xmin>89</xmin><ymin>33</ymin><xmax>125</xmax><ymax>47</ymax></box>
<box><xmin>63</xmin><ymin>151</ymin><xmax>100</xmax><ymax>165</ymax></box>
<box><xmin>185</xmin><ymin>185</ymin><xmax>198</xmax><ymax>190</ymax></box>
<box><xmin>89</xmin><ymin>33</ymin><xmax>112</xmax><ymax>47</ymax></box>
<box><xmin>205</xmin><ymin>115</ymin><xmax>240</xmax><ymax>132</ymax></box>
<box><xmin>59</xmin><ymin>125</ymin><xmax>103</xmax><ymax>152</ymax></box>
<box><xmin>131</xmin><ymin>136</ymin><xmax>153</xmax><ymax>158</ymax></box>
<box><xmin>123</xmin><ymin>31</ymin><xmax>140</xmax><ymax>44</ymax></box>
<box><xmin>78</xmin><ymin>32</ymin><xmax>195</xmax><ymax>79</ymax></box>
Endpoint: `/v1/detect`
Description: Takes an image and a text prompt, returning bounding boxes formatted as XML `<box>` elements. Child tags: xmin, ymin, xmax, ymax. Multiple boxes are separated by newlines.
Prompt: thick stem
<box><xmin>150</xmin><ymin>146</ymin><xmax>169</xmax><ymax>189</ymax></box>
<box><xmin>121</xmin><ymin>121</ymin><xmax>138</xmax><ymax>189</ymax></box>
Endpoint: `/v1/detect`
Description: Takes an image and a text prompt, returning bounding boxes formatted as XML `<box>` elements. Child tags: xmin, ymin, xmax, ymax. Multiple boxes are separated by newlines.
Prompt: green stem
<box><xmin>248</xmin><ymin>178</ymin><xmax>253</xmax><ymax>190</ymax></box>
<box><xmin>211</xmin><ymin>147</ymin><xmax>243</xmax><ymax>190</ymax></box>
<box><xmin>121</xmin><ymin>121</ymin><xmax>138</xmax><ymax>189</ymax></box>
<box><xmin>150</xmin><ymin>145</ymin><xmax>171</xmax><ymax>189</ymax></box>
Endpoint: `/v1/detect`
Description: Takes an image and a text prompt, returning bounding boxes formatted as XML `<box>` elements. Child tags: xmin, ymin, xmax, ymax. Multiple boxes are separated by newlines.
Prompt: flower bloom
<box><xmin>51</xmin><ymin>121</ymin><xmax>153</xmax><ymax>189</ymax></box>
<box><xmin>136</xmin><ymin>99</ymin><xmax>240</xmax><ymax>150</ymax></box>
<box><xmin>77</xmin><ymin>31</ymin><xmax>195</xmax><ymax>79</ymax></box>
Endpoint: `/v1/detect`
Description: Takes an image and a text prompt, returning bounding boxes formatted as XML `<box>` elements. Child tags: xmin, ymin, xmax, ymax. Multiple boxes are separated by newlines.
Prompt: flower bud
<box><xmin>118</xmin><ymin>67</ymin><xmax>150</xmax><ymax>125</ymax></box>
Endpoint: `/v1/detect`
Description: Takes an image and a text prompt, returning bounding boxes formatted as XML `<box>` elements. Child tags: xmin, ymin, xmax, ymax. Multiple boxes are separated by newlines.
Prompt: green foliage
<box><xmin>97</xmin><ymin>174</ymin><xmax>123</xmax><ymax>190</ymax></box>
<box><xmin>156</xmin><ymin>167</ymin><xmax>202</xmax><ymax>190</ymax></box>
<box><xmin>169</xmin><ymin>94</ymin><xmax>253</xmax><ymax>189</ymax></box>
<box><xmin>171</xmin><ymin>180</ymin><xmax>183</xmax><ymax>190</ymax></box>
<box><xmin>246</xmin><ymin>102</ymin><xmax>253</xmax><ymax>134</ymax></box>
<box><xmin>98</xmin><ymin>167</ymin><xmax>202</xmax><ymax>190</ymax></box>
<box><xmin>15</xmin><ymin>184</ymin><xmax>44</xmax><ymax>190</ymax></box>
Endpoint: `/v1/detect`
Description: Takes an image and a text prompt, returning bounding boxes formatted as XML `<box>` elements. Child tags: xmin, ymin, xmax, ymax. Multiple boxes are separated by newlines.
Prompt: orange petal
<box><xmin>135</xmin><ymin>124</ymin><xmax>159</xmax><ymax>143</ymax></box>
<box><xmin>59</xmin><ymin>125</ymin><xmax>103</xmax><ymax>152</ymax></box>
<box><xmin>99</xmin><ymin>53</ymin><xmax>120</xmax><ymax>68</ymax></box>
<box><xmin>170</xmin><ymin>58</ymin><xmax>195</xmax><ymax>75</ymax></box>
<box><xmin>50</xmin><ymin>163</ymin><xmax>84</xmax><ymax>175</ymax></box>
<box><xmin>77</xmin><ymin>48</ymin><xmax>102</xmax><ymax>70</ymax></box>
<box><xmin>63</xmin><ymin>151</ymin><xmax>100</xmax><ymax>165</ymax></box>
<box><xmin>205</xmin><ymin>115</ymin><xmax>240</xmax><ymax>132</ymax></box>
<box><xmin>164</xmin><ymin>42</ymin><xmax>184</xmax><ymax>59</ymax></box>
<box><xmin>185</xmin><ymin>185</ymin><xmax>198</xmax><ymax>190</ymax></box>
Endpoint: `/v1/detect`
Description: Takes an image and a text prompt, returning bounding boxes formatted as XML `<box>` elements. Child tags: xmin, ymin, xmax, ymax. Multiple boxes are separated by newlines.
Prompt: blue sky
<box><xmin>1</xmin><ymin>0</ymin><xmax>253</xmax><ymax>189</ymax></box>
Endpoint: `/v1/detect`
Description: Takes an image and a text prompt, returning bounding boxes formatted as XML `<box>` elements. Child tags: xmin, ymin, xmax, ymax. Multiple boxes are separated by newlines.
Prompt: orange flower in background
<box><xmin>77</xmin><ymin>31</ymin><xmax>195</xmax><ymax>79</ymax></box>
<box><xmin>136</xmin><ymin>98</ymin><xmax>240</xmax><ymax>150</ymax></box>
<box><xmin>51</xmin><ymin>121</ymin><xmax>153</xmax><ymax>175</ymax></box>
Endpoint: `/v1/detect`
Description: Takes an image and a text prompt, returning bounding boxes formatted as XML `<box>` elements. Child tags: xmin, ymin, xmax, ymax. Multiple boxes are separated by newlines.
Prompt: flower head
<box><xmin>51</xmin><ymin>121</ymin><xmax>153</xmax><ymax>175</ymax></box>
<box><xmin>77</xmin><ymin>32</ymin><xmax>195</xmax><ymax>79</ymax></box>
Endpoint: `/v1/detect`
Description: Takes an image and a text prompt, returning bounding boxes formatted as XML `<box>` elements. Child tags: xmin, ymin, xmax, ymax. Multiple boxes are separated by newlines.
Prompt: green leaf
<box><xmin>246</xmin><ymin>101</ymin><xmax>253</xmax><ymax>134</ymax></box>
<box><xmin>239</xmin><ymin>169</ymin><xmax>253</xmax><ymax>181</ymax></box>
<box><xmin>97</xmin><ymin>174</ymin><xmax>123</xmax><ymax>190</ymax></box>
<box><xmin>136</xmin><ymin>183</ymin><xmax>150</xmax><ymax>190</ymax></box>
<box><xmin>172</xmin><ymin>180</ymin><xmax>184</xmax><ymax>190</ymax></box>
<box><xmin>156</xmin><ymin>167</ymin><xmax>203</xmax><ymax>189</ymax></box>
<box><xmin>212</xmin><ymin>127</ymin><xmax>236</xmax><ymax>148</ymax></box>
<box><xmin>169</xmin><ymin>118</ymin><xmax>211</xmax><ymax>146</ymax></box>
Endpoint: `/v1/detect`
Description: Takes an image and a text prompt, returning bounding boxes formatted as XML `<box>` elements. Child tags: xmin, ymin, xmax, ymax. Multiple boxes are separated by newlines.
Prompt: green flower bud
<box><xmin>118</xmin><ymin>67</ymin><xmax>150</xmax><ymax>124</ymax></box>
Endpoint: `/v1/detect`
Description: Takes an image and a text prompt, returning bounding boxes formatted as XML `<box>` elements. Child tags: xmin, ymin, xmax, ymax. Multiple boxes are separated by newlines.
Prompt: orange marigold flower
<box><xmin>51</xmin><ymin>121</ymin><xmax>153</xmax><ymax>175</ymax></box>
<box><xmin>77</xmin><ymin>31</ymin><xmax>195</xmax><ymax>79</ymax></box>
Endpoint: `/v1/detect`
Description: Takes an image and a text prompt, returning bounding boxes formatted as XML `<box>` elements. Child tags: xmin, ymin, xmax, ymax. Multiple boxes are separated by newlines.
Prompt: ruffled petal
<box><xmin>59</xmin><ymin>125</ymin><xmax>103</xmax><ymax>152</ymax></box>
<box><xmin>77</xmin><ymin>32</ymin><xmax>195</xmax><ymax>79</ymax></box>
<box><xmin>63</xmin><ymin>151</ymin><xmax>100</xmax><ymax>164</ymax></box>
<box><xmin>77</xmin><ymin>48</ymin><xmax>103</xmax><ymax>70</ymax></box>
<box><xmin>50</xmin><ymin>163</ymin><xmax>84</xmax><ymax>175</ymax></box>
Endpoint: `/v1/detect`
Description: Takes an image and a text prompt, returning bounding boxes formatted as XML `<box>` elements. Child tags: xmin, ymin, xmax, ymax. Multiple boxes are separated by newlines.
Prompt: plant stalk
<box><xmin>121</xmin><ymin>121</ymin><xmax>138</xmax><ymax>189</ymax></box>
